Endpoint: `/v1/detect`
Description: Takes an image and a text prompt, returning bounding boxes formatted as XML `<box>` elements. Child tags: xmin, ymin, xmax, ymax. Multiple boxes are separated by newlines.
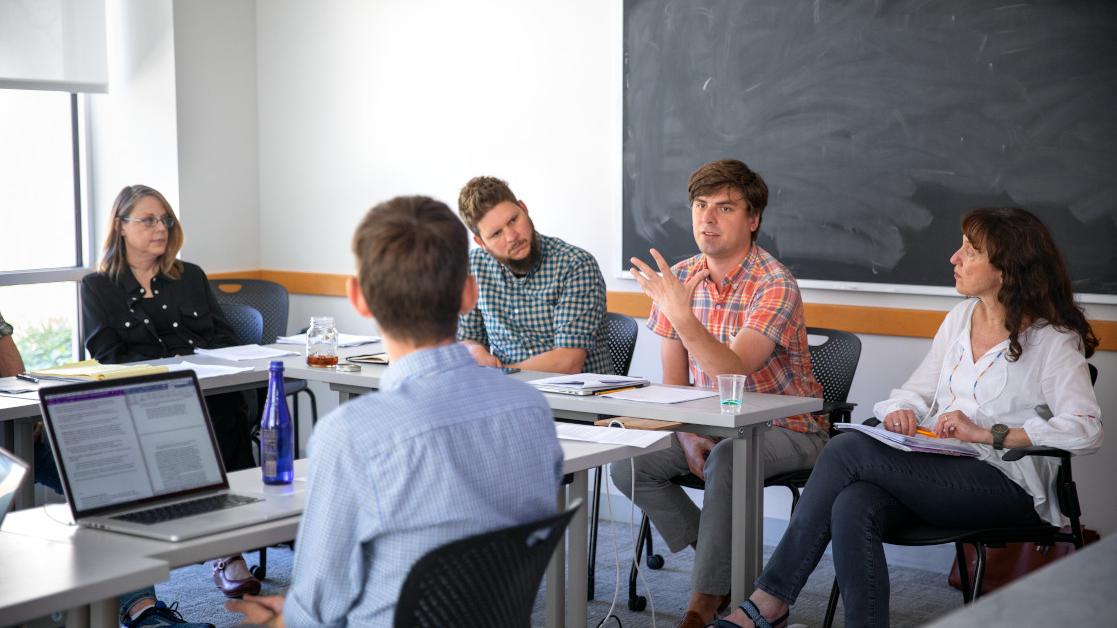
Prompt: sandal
<box><xmin>708</xmin><ymin>600</ymin><xmax>789</xmax><ymax>628</ymax></box>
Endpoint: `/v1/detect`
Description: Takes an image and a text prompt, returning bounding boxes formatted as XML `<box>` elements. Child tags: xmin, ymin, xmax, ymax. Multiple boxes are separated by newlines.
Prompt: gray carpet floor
<box><xmin>159</xmin><ymin>520</ymin><xmax>962</xmax><ymax>627</ymax></box>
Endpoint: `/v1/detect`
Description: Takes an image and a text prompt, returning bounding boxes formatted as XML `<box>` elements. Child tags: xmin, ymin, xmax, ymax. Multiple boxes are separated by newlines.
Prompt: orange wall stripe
<box><xmin>207</xmin><ymin>270</ymin><xmax>1116</xmax><ymax>351</ymax></box>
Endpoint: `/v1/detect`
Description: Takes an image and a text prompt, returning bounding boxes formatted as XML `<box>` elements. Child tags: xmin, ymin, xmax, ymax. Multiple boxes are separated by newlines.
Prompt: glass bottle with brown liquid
<box><xmin>306</xmin><ymin>316</ymin><xmax>338</xmax><ymax>367</ymax></box>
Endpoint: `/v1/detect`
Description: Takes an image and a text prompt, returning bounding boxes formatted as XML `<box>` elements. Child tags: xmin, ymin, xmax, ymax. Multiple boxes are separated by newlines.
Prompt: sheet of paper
<box><xmin>835</xmin><ymin>423</ymin><xmax>980</xmax><ymax>457</ymax></box>
<box><xmin>601</xmin><ymin>385</ymin><xmax>718</xmax><ymax>404</ymax></box>
<box><xmin>276</xmin><ymin>333</ymin><xmax>381</xmax><ymax>347</ymax></box>
<box><xmin>30</xmin><ymin>359</ymin><xmax>168</xmax><ymax>381</ymax></box>
<box><xmin>0</xmin><ymin>388</ymin><xmax>41</xmax><ymax>401</ymax></box>
<box><xmin>193</xmin><ymin>345</ymin><xmax>299</xmax><ymax>361</ymax></box>
<box><xmin>166</xmin><ymin>361</ymin><xmax>255</xmax><ymax>379</ymax></box>
<box><xmin>554</xmin><ymin>422</ymin><xmax>671</xmax><ymax>448</ymax></box>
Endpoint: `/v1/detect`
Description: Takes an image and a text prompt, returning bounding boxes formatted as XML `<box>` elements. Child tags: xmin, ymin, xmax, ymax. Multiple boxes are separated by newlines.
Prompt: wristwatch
<box><xmin>991</xmin><ymin>423</ymin><xmax>1009</xmax><ymax>450</ymax></box>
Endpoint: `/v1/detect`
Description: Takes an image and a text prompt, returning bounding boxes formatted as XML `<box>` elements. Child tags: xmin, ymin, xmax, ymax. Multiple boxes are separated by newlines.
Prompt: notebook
<box><xmin>30</xmin><ymin>359</ymin><xmax>169</xmax><ymax>381</ymax></box>
<box><xmin>529</xmin><ymin>373</ymin><xmax>651</xmax><ymax>396</ymax></box>
<box><xmin>0</xmin><ymin>446</ymin><xmax>29</xmax><ymax>526</ymax></box>
<box><xmin>38</xmin><ymin>370</ymin><xmax>305</xmax><ymax>542</ymax></box>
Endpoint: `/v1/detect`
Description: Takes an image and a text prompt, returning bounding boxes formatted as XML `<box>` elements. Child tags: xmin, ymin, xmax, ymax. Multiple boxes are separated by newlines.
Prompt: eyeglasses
<box><xmin>120</xmin><ymin>215</ymin><xmax>175</xmax><ymax>230</ymax></box>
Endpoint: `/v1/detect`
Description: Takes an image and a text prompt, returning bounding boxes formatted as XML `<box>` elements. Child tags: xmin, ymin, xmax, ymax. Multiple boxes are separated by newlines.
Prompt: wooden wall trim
<box><xmin>207</xmin><ymin>270</ymin><xmax>1116</xmax><ymax>351</ymax></box>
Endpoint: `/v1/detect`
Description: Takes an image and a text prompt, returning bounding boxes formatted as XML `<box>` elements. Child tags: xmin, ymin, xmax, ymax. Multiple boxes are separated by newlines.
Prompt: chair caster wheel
<box><xmin>251</xmin><ymin>565</ymin><xmax>266</xmax><ymax>579</ymax></box>
<box><xmin>628</xmin><ymin>596</ymin><xmax>647</xmax><ymax>612</ymax></box>
<box><xmin>647</xmin><ymin>554</ymin><xmax>665</xmax><ymax>569</ymax></box>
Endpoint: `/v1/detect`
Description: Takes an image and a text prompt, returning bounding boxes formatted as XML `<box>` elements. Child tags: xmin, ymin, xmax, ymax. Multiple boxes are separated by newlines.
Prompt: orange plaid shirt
<box><xmin>647</xmin><ymin>245</ymin><xmax>825</xmax><ymax>433</ymax></box>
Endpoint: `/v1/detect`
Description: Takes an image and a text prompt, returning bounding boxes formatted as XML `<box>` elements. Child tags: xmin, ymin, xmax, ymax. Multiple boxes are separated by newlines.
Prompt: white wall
<box><xmin>89</xmin><ymin>0</ymin><xmax>180</xmax><ymax>248</ymax></box>
<box><xmin>172</xmin><ymin>0</ymin><xmax>260</xmax><ymax>271</ymax></box>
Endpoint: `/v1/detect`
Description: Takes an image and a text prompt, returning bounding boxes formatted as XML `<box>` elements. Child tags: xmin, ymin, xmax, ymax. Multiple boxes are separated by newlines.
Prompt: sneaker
<box><xmin>122</xmin><ymin>600</ymin><xmax>215</xmax><ymax>628</ymax></box>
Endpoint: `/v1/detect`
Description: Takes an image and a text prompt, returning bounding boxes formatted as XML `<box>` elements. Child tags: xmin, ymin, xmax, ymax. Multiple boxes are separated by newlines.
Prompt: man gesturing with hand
<box><xmin>612</xmin><ymin>159</ymin><xmax>825</xmax><ymax>628</ymax></box>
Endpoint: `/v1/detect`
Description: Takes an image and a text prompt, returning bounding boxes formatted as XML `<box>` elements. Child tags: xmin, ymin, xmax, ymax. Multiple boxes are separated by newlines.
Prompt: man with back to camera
<box><xmin>456</xmin><ymin>175</ymin><xmax>613</xmax><ymax>374</ymax></box>
<box><xmin>227</xmin><ymin>196</ymin><xmax>564</xmax><ymax>626</ymax></box>
<box><xmin>612</xmin><ymin>159</ymin><xmax>826</xmax><ymax>627</ymax></box>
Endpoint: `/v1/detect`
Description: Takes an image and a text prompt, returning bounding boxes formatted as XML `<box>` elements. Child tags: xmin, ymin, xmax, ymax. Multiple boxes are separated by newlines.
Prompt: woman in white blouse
<box><xmin>714</xmin><ymin>207</ymin><xmax>1103</xmax><ymax>628</ymax></box>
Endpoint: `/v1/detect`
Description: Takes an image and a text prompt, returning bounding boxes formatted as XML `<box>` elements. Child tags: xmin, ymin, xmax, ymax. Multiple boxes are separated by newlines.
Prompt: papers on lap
<box><xmin>836</xmin><ymin>423</ymin><xmax>980</xmax><ymax>457</ymax></box>
<box><xmin>193</xmin><ymin>345</ymin><xmax>298</xmax><ymax>361</ymax></box>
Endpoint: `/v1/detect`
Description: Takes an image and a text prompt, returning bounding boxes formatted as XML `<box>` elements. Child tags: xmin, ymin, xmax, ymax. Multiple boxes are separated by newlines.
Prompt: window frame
<box><xmin>0</xmin><ymin>92</ymin><xmax>95</xmax><ymax>360</ymax></box>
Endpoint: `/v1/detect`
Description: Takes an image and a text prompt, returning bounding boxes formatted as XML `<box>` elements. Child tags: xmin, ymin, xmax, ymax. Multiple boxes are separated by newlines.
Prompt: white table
<box><xmin>1</xmin><ymin>460</ymin><xmax>309</xmax><ymax>628</ymax></box>
<box><xmin>280</xmin><ymin>343</ymin><xmax>823</xmax><ymax>610</ymax></box>
<box><xmin>1</xmin><ymin>440</ymin><xmax>667</xmax><ymax>628</ymax></box>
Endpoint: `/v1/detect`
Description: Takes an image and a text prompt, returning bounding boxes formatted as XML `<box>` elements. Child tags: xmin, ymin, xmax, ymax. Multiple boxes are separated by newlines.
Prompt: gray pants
<box><xmin>610</xmin><ymin>427</ymin><xmax>828</xmax><ymax>595</ymax></box>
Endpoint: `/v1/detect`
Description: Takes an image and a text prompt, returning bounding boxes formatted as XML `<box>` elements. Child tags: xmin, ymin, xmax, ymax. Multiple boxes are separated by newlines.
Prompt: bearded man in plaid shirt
<box><xmin>456</xmin><ymin>176</ymin><xmax>612</xmax><ymax>375</ymax></box>
<box><xmin>612</xmin><ymin>159</ymin><xmax>826</xmax><ymax>628</ymax></box>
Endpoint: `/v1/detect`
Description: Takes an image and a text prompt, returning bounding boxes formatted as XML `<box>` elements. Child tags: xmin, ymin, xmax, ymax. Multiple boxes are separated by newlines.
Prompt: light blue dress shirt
<box><xmin>283</xmin><ymin>342</ymin><xmax>564</xmax><ymax>627</ymax></box>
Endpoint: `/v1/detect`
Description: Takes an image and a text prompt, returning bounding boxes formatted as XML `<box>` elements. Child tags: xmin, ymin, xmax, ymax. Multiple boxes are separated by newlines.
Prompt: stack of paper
<box><xmin>835</xmin><ymin>423</ymin><xmax>980</xmax><ymax>457</ymax></box>
<box><xmin>276</xmin><ymin>333</ymin><xmax>381</xmax><ymax>347</ymax></box>
<box><xmin>30</xmin><ymin>359</ymin><xmax>169</xmax><ymax>381</ymax></box>
<box><xmin>166</xmin><ymin>362</ymin><xmax>255</xmax><ymax>379</ymax></box>
<box><xmin>601</xmin><ymin>385</ymin><xmax>719</xmax><ymax>404</ymax></box>
<box><xmin>554</xmin><ymin>423</ymin><xmax>671</xmax><ymax>448</ymax></box>
<box><xmin>194</xmin><ymin>345</ymin><xmax>299</xmax><ymax>361</ymax></box>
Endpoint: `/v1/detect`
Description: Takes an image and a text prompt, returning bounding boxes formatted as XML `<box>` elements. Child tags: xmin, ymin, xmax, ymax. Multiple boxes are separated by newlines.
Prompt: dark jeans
<box><xmin>34</xmin><ymin>390</ymin><xmax>256</xmax><ymax>493</ymax></box>
<box><xmin>756</xmin><ymin>432</ymin><xmax>1042</xmax><ymax>628</ymax></box>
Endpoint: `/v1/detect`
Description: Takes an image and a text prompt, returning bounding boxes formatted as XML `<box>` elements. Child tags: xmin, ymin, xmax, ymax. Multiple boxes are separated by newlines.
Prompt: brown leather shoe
<box><xmin>213</xmin><ymin>556</ymin><xmax>261</xmax><ymax>598</ymax></box>
<box><xmin>676</xmin><ymin>610</ymin><xmax>707</xmax><ymax>628</ymax></box>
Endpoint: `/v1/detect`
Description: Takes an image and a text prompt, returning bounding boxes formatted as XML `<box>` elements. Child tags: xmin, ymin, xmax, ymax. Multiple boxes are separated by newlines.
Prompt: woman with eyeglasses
<box><xmin>79</xmin><ymin>185</ymin><xmax>262</xmax><ymax>624</ymax></box>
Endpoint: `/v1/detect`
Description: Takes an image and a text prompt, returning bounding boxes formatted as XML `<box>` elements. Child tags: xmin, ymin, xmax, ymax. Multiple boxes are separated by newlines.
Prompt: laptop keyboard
<box><xmin>113</xmin><ymin>493</ymin><xmax>263</xmax><ymax>525</ymax></box>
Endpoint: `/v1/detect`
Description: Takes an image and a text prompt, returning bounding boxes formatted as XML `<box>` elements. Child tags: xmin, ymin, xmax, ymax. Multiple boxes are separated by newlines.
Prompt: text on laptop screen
<box><xmin>45</xmin><ymin>377</ymin><xmax>224</xmax><ymax>511</ymax></box>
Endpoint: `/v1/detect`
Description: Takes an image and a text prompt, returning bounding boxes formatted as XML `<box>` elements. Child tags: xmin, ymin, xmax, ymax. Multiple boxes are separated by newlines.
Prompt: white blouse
<box><xmin>873</xmin><ymin>299</ymin><xmax>1103</xmax><ymax>526</ymax></box>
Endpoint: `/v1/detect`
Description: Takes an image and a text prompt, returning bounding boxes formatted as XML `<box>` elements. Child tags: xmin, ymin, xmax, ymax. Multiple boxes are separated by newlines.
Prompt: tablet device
<box><xmin>0</xmin><ymin>446</ymin><xmax>29</xmax><ymax>525</ymax></box>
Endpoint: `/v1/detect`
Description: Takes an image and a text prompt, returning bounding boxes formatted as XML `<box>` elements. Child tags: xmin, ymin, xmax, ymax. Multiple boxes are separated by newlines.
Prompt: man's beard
<box><xmin>499</xmin><ymin>231</ymin><xmax>542</xmax><ymax>276</ymax></box>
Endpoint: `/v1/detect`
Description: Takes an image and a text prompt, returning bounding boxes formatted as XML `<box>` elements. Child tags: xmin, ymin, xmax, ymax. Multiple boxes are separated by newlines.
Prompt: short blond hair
<box><xmin>457</xmin><ymin>176</ymin><xmax>518</xmax><ymax>235</ymax></box>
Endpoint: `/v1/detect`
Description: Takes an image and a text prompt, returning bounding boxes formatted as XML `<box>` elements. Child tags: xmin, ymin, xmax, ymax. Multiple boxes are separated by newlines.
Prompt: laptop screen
<box><xmin>41</xmin><ymin>372</ymin><xmax>227</xmax><ymax>514</ymax></box>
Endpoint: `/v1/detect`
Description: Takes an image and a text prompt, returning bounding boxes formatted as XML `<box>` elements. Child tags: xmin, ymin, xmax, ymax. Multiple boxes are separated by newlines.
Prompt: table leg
<box><xmin>731</xmin><ymin>424</ymin><xmax>765</xmax><ymax>605</ymax></box>
<box><xmin>12</xmin><ymin>418</ymin><xmax>35</xmax><ymax>509</ymax></box>
<box><xmin>90</xmin><ymin>598</ymin><xmax>117</xmax><ymax>628</ymax></box>
<box><xmin>565</xmin><ymin>470</ymin><xmax>588</xmax><ymax>627</ymax></box>
<box><xmin>544</xmin><ymin>484</ymin><xmax>567</xmax><ymax>628</ymax></box>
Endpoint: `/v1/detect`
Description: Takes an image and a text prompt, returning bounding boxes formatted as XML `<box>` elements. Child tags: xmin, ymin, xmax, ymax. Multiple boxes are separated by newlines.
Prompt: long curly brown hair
<box><xmin>962</xmin><ymin>207</ymin><xmax>1098</xmax><ymax>361</ymax></box>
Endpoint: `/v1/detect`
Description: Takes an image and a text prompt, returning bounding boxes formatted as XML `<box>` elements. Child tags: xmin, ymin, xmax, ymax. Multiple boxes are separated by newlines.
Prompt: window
<box><xmin>0</xmin><ymin>89</ymin><xmax>89</xmax><ymax>370</ymax></box>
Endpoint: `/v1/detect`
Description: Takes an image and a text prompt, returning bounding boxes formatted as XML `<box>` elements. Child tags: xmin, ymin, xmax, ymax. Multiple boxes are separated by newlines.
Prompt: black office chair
<box><xmin>626</xmin><ymin>327</ymin><xmax>862</xmax><ymax>612</ymax></box>
<box><xmin>584</xmin><ymin>313</ymin><xmax>640</xmax><ymax>597</ymax></box>
<box><xmin>393</xmin><ymin>501</ymin><xmax>581</xmax><ymax>628</ymax></box>
<box><xmin>820</xmin><ymin>362</ymin><xmax>1099</xmax><ymax>627</ymax></box>
<box><xmin>219</xmin><ymin>303</ymin><xmax>264</xmax><ymax>346</ymax></box>
<box><xmin>209</xmin><ymin>278</ymin><xmax>318</xmax><ymax>441</ymax></box>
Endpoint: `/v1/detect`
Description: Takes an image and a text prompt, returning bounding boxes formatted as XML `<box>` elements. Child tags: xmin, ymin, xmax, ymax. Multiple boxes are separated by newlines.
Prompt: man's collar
<box><xmin>695</xmin><ymin>245</ymin><xmax>756</xmax><ymax>289</ymax></box>
<box><xmin>379</xmin><ymin>342</ymin><xmax>473</xmax><ymax>390</ymax></box>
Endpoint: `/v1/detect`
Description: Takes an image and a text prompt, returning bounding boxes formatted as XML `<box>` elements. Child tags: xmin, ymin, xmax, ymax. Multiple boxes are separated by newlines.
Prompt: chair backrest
<box><xmin>220</xmin><ymin>303</ymin><xmax>264</xmax><ymax>346</ymax></box>
<box><xmin>209</xmin><ymin>279</ymin><xmax>290</xmax><ymax>344</ymax></box>
<box><xmin>806</xmin><ymin>327</ymin><xmax>862</xmax><ymax>407</ymax></box>
<box><xmin>393</xmin><ymin>501</ymin><xmax>580</xmax><ymax>628</ymax></box>
<box><xmin>603</xmin><ymin>312</ymin><xmax>639</xmax><ymax>376</ymax></box>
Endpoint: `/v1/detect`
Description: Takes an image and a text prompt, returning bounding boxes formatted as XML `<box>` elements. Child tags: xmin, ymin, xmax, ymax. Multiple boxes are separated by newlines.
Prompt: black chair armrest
<box><xmin>819</xmin><ymin>401</ymin><xmax>857</xmax><ymax>424</ymax></box>
<box><xmin>1001</xmin><ymin>446</ymin><xmax>1071</xmax><ymax>463</ymax></box>
<box><xmin>862</xmin><ymin>417</ymin><xmax>881</xmax><ymax>428</ymax></box>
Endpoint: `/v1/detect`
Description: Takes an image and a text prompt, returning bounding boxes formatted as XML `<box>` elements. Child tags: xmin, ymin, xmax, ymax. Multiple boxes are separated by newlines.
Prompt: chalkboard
<box><xmin>622</xmin><ymin>0</ymin><xmax>1117</xmax><ymax>295</ymax></box>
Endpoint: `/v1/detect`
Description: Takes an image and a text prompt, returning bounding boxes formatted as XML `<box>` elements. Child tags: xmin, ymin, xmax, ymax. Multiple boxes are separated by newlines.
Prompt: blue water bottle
<box><xmin>260</xmin><ymin>360</ymin><xmax>294</xmax><ymax>484</ymax></box>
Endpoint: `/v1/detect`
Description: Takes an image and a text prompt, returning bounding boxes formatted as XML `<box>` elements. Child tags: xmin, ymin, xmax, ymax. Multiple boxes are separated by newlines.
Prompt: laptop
<box><xmin>0</xmin><ymin>446</ymin><xmax>29</xmax><ymax>525</ymax></box>
<box><xmin>39</xmin><ymin>370</ymin><xmax>304</xmax><ymax>542</ymax></box>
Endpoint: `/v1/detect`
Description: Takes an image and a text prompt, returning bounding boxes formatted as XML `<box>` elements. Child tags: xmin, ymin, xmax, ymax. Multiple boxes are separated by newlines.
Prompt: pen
<box><xmin>915</xmin><ymin>427</ymin><xmax>937</xmax><ymax>439</ymax></box>
<box><xmin>596</xmin><ymin>385</ymin><xmax>642</xmax><ymax>396</ymax></box>
<box><xmin>15</xmin><ymin>373</ymin><xmax>39</xmax><ymax>384</ymax></box>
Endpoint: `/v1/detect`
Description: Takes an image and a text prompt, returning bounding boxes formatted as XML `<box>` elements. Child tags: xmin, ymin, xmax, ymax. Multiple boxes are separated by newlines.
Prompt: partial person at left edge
<box><xmin>78</xmin><ymin>185</ymin><xmax>261</xmax><ymax>625</ymax></box>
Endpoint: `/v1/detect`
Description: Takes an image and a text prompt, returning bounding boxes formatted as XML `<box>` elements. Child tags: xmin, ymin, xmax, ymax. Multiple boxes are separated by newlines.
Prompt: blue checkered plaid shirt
<box><xmin>283</xmin><ymin>342</ymin><xmax>564</xmax><ymax>626</ymax></box>
<box><xmin>458</xmin><ymin>233</ymin><xmax>613</xmax><ymax>374</ymax></box>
